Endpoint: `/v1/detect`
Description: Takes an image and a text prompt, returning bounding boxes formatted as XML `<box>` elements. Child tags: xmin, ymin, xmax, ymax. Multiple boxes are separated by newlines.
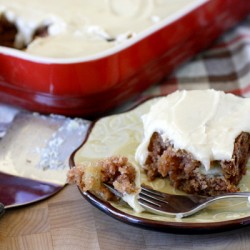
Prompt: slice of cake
<box><xmin>135</xmin><ymin>89</ymin><xmax>250</xmax><ymax>196</ymax></box>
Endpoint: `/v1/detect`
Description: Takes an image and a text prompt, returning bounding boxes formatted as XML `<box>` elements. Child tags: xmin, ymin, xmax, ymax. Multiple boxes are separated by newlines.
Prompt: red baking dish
<box><xmin>0</xmin><ymin>0</ymin><xmax>249</xmax><ymax>117</ymax></box>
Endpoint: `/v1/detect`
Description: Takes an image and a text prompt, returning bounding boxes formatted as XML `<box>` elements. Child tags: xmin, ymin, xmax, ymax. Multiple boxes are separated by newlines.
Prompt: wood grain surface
<box><xmin>1</xmin><ymin>184</ymin><xmax>250</xmax><ymax>250</ymax></box>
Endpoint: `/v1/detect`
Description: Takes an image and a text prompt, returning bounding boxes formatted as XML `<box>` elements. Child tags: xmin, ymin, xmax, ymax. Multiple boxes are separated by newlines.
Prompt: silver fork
<box><xmin>104</xmin><ymin>183</ymin><xmax>250</xmax><ymax>218</ymax></box>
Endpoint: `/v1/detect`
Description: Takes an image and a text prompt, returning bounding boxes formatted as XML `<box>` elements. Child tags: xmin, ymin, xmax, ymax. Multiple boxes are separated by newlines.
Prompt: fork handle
<box><xmin>215</xmin><ymin>192</ymin><xmax>250</xmax><ymax>198</ymax></box>
<box><xmin>207</xmin><ymin>193</ymin><xmax>250</xmax><ymax>205</ymax></box>
<box><xmin>0</xmin><ymin>203</ymin><xmax>5</xmax><ymax>218</ymax></box>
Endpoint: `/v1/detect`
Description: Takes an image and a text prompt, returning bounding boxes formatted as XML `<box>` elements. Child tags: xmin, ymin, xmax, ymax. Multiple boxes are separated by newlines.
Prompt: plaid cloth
<box><xmin>140</xmin><ymin>15</ymin><xmax>250</xmax><ymax>99</ymax></box>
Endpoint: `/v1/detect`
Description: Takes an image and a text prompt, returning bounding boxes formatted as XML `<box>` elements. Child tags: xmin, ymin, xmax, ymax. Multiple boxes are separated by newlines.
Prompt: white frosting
<box><xmin>123</xmin><ymin>193</ymin><xmax>143</xmax><ymax>213</ymax></box>
<box><xmin>0</xmin><ymin>0</ymin><xmax>197</xmax><ymax>58</ymax></box>
<box><xmin>135</xmin><ymin>90</ymin><xmax>250</xmax><ymax>171</ymax></box>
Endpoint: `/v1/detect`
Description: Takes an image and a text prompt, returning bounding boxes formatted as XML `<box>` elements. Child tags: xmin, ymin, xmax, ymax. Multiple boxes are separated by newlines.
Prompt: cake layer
<box><xmin>143</xmin><ymin>131</ymin><xmax>250</xmax><ymax>195</ymax></box>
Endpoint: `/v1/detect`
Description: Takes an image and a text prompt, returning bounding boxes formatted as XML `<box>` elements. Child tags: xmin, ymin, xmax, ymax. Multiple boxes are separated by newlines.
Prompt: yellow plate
<box><xmin>71</xmin><ymin>97</ymin><xmax>250</xmax><ymax>233</ymax></box>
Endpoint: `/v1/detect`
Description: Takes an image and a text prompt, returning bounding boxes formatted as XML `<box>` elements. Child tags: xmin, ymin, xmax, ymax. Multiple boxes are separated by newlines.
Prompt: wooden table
<box><xmin>1</xmin><ymin>184</ymin><xmax>250</xmax><ymax>250</ymax></box>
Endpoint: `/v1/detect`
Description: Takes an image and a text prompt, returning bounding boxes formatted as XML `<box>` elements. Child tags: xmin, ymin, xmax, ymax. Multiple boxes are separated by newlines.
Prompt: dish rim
<box><xmin>69</xmin><ymin>94</ymin><xmax>250</xmax><ymax>234</ymax></box>
<box><xmin>0</xmin><ymin>171</ymin><xmax>65</xmax><ymax>209</ymax></box>
<box><xmin>0</xmin><ymin>0</ymin><xmax>208</xmax><ymax>64</ymax></box>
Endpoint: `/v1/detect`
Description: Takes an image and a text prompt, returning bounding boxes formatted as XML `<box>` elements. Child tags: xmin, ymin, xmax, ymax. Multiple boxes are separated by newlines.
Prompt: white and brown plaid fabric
<box><xmin>140</xmin><ymin>15</ymin><xmax>250</xmax><ymax>99</ymax></box>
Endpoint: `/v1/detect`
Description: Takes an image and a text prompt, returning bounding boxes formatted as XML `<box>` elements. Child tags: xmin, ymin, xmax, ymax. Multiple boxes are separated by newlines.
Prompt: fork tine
<box><xmin>139</xmin><ymin>191</ymin><xmax>185</xmax><ymax>213</ymax></box>
<box><xmin>140</xmin><ymin>185</ymin><xmax>168</xmax><ymax>198</ymax></box>
<box><xmin>103</xmin><ymin>183</ymin><xmax>123</xmax><ymax>198</ymax></box>
<box><xmin>140</xmin><ymin>184</ymin><xmax>185</xmax><ymax>205</ymax></box>
<box><xmin>139</xmin><ymin>185</ymin><xmax>187</xmax><ymax>215</ymax></box>
<box><xmin>138</xmin><ymin>197</ymin><xmax>179</xmax><ymax>216</ymax></box>
<box><xmin>138</xmin><ymin>197</ymin><xmax>161</xmax><ymax>208</ymax></box>
<box><xmin>139</xmin><ymin>192</ymin><xmax>169</xmax><ymax>205</ymax></box>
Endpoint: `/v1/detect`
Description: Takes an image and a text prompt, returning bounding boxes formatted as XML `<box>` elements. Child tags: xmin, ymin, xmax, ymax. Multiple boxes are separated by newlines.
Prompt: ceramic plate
<box><xmin>70</xmin><ymin>97</ymin><xmax>250</xmax><ymax>234</ymax></box>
